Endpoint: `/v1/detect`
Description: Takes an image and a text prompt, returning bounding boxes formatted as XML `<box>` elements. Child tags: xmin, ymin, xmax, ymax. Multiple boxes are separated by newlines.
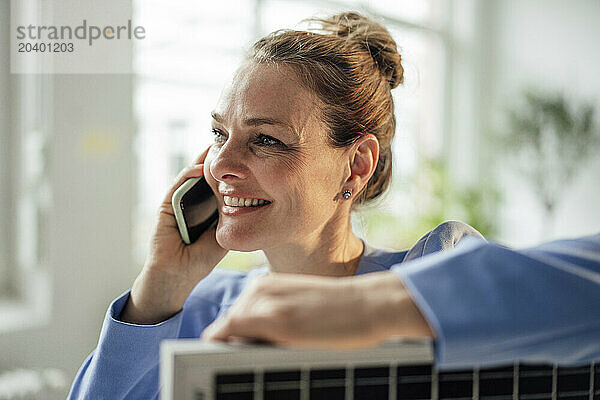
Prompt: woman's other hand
<box><xmin>201</xmin><ymin>271</ymin><xmax>434</xmax><ymax>349</ymax></box>
<box><xmin>120</xmin><ymin>147</ymin><xmax>228</xmax><ymax>324</ymax></box>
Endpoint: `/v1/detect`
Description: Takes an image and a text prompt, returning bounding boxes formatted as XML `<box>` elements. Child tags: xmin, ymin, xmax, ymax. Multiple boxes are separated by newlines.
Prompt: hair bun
<box><xmin>310</xmin><ymin>12</ymin><xmax>404</xmax><ymax>89</ymax></box>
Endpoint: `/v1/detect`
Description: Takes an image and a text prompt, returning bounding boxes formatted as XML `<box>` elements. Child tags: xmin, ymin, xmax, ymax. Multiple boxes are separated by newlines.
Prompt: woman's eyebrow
<box><xmin>211</xmin><ymin>112</ymin><xmax>299</xmax><ymax>137</ymax></box>
<box><xmin>211</xmin><ymin>111</ymin><xmax>225</xmax><ymax>124</ymax></box>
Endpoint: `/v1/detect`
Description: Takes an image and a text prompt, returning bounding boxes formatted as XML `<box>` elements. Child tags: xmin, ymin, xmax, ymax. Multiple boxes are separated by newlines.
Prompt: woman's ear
<box><xmin>346</xmin><ymin>134</ymin><xmax>379</xmax><ymax>191</ymax></box>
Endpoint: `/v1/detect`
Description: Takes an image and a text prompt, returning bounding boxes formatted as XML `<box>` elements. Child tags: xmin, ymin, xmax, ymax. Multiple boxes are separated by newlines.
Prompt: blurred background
<box><xmin>1</xmin><ymin>0</ymin><xmax>599</xmax><ymax>398</ymax></box>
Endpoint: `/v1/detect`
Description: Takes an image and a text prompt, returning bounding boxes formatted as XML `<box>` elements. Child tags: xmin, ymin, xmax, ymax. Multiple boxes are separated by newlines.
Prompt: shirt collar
<box><xmin>354</xmin><ymin>239</ymin><xmax>391</xmax><ymax>275</ymax></box>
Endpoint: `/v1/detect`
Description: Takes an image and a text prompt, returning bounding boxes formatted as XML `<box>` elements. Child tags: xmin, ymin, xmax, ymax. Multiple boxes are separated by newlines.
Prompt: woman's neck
<box><xmin>263</xmin><ymin>226</ymin><xmax>365</xmax><ymax>277</ymax></box>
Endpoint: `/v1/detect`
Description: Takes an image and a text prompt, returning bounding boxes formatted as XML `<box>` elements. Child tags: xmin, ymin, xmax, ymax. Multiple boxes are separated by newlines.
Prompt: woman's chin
<box><xmin>215</xmin><ymin>224</ymin><xmax>265</xmax><ymax>252</ymax></box>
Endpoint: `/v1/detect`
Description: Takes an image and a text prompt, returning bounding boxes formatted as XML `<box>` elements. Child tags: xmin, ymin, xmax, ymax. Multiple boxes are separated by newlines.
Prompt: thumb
<box><xmin>201</xmin><ymin>316</ymin><xmax>231</xmax><ymax>342</ymax></box>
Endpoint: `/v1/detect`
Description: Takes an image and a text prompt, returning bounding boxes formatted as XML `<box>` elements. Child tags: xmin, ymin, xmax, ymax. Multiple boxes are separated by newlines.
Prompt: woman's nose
<box><xmin>209</xmin><ymin>140</ymin><xmax>250</xmax><ymax>183</ymax></box>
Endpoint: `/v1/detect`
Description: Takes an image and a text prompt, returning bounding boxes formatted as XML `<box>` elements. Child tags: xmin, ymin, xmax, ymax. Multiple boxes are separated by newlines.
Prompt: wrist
<box><xmin>121</xmin><ymin>267</ymin><xmax>203</xmax><ymax>325</ymax></box>
<box><xmin>356</xmin><ymin>271</ymin><xmax>435</xmax><ymax>342</ymax></box>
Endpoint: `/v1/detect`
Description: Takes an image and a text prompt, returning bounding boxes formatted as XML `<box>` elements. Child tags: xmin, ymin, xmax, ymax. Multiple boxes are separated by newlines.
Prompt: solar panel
<box><xmin>160</xmin><ymin>340</ymin><xmax>598</xmax><ymax>400</ymax></box>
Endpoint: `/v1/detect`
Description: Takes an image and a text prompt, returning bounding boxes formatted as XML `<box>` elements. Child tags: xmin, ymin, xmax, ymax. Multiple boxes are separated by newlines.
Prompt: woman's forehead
<box><xmin>213</xmin><ymin>63</ymin><xmax>321</xmax><ymax>131</ymax></box>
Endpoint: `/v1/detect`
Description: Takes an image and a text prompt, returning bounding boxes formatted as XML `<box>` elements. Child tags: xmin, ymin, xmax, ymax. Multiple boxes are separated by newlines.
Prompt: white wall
<box><xmin>0</xmin><ymin>2</ymin><xmax>136</xmax><ymax>398</ymax></box>
<box><xmin>0</xmin><ymin>75</ymin><xmax>136</xmax><ymax>395</ymax></box>
<box><xmin>483</xmin><ymin>0</ymin><xmax>600</xmax><ymax>246</ymax></box>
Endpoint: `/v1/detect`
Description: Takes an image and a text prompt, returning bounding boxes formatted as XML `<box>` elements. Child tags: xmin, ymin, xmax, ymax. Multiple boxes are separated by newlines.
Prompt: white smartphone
<box><xmin>171</xmin><ymin>176</ymin><xmax>218</xmax><ymax>245</ymax></box>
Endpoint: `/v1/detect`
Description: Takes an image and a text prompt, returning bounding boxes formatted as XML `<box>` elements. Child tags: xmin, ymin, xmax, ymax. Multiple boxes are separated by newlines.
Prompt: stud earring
<box><xmin>342</xmin><ymin>190</ymin><xmax>352</xmax><ymax>199</ymax></box>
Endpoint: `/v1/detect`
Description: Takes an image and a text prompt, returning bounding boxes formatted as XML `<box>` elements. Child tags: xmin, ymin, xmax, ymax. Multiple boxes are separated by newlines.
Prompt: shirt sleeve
<box><xmin>392</xmin><ymin>234</ymin><xmax>600</xmax><ymax>369</ymax></box>
<box><xmin>67</xmin><ymin>268</ymin><xmax>242</xmax><ymax>400</ymax></box>
<box><xmin>67</xmin><ymin>290</ymin><xmax>184</xmax><ymax>400</ymax></box>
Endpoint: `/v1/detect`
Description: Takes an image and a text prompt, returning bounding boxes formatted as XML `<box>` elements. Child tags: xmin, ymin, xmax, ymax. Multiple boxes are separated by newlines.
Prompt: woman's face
<box><xmin>204</xmin><ymin>62</ymin><xmax>350</xmax><ymax>251</ymax></box>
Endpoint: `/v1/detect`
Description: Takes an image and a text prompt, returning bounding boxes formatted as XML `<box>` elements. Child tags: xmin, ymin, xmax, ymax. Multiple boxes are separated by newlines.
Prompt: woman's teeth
<box><xmin>223</xmin><ymin>196</ymin><xmax>270</xmax><ymax>207</ymax></box>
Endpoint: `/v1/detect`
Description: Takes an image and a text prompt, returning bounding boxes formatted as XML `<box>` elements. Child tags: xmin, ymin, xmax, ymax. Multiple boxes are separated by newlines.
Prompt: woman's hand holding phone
<box><xmin>120</xmin><ymin>146</ymin><xmax>228</xmax><ymax>325</ymax></box>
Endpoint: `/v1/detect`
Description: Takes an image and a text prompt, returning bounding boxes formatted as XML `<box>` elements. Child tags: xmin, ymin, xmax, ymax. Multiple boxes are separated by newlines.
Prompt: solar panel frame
<box><xmin>160</xmin><ymin>340</ymin><xmax>596</xmax><ymax>400</ymax></box>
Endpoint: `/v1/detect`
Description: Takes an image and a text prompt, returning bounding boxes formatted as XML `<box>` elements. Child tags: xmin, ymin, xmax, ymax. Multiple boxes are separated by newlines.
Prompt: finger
<box><xmin>161</xmin><ymin>164</ymin><xmax>205</xmax><ymax>205</ymax></box>
<box><xmin>203</xmin><ymin>313</ymin><xmax>271</xmax><ymax>343</ymax></box>
<box><xmin>161</xmin><ymin>146</ymin><xmax>212</xmax><ymax>205</ymax></box>
<box><xmin>201</xmin><ymin>317</ymin><xmax>230</xmax><ymax>341</ymax></box>
<box><xmin>192</xmin><ymin>146</ymin><xmax>212</xmax><ymax>165</ymax></box>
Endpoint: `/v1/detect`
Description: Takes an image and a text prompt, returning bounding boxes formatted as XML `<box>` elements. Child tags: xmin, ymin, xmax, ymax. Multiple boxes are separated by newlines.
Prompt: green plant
<box><xmin>503</xmin><ymin>89</ymin><xmax>600</xmax><ymax>230</ymax></box>
<box><xmin>356</xmin><ymin>156</ymin><xmax>502</xmax><ymax>250</ymax></box>
<box><xmin>419</xmin><ymin>157</ymin><xmax>501</xmax><ymax>239</ymax></box>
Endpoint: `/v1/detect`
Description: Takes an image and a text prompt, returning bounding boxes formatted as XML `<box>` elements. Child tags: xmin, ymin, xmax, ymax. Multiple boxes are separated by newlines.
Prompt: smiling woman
<box><xmin>66</xmin><ymin>10</ymin><xmax>600</xmax><ymax>400</ymax></box>
<box><xmin>205</xmin><ymin>61</ymin><xmax>369</xmax><ymax>257</ymax></box>
<box><xmin>67</xmin><ymin>13</ymin><xmax>431</xmax><ymax>399</ymax></box>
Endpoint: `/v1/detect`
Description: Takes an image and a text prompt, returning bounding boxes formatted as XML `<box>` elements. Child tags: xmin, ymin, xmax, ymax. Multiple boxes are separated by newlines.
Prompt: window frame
<box><xmin>0</xmin><ymin>0</ymin><xmax>11</xmax><ymax>296</ymax></box>
<box><xmin>0</xmin><ymin>0</ymin><xmax>53</xmax><ymax>333</ymax></box>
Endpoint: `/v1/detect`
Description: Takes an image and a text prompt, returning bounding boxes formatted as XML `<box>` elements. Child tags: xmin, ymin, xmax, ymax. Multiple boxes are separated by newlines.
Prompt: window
<box><xmin>0</xmin><ymin>0</ymin><xmax>52</xmax><ymax>331</ymax></box>
<box><xmin>133</xmin><ymin>0</ymin><xmax>451</xmax><ymax>270</ymax></box>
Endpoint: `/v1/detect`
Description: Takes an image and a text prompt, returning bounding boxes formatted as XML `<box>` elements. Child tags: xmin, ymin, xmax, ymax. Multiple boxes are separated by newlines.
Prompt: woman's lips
<box><xmin>223</xmin><ymin>195</ymin><xmax>271</xmax><ymax>207</ymax></box>
<box><xmin>221</xmin><ymin>202</ymin><xmax>272</xmax><ymax>216</ymax></box>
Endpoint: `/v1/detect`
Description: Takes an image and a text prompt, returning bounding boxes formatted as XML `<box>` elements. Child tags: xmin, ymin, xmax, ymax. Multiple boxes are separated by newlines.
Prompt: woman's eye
<box><xmin>211</xmin><ymin>129</ymin><xmax>226</xmax><ymax>143</ymax></box>
<box><xmin>211</xmin><ymin>130</ymin><xmax>282</xmax><ymax>148</ymax></box>
<box><xmin>256</xmin><ymin>134</ymin><xmax>282</xmax><ymax>147</ymax></box>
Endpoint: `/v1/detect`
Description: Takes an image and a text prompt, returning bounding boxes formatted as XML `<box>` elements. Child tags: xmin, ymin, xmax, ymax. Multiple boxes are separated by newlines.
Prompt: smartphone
<box><xmin>172</xmin><ymin>176</ymin><xmax>219</xmax><ymax>245</ymax></box>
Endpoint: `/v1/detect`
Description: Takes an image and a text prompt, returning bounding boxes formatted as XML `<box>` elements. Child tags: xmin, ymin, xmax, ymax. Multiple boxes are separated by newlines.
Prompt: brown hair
<box><xmin>249</xmin><ymin>12</ymin><xmax>403</xmax><ymax>205</ymax></box>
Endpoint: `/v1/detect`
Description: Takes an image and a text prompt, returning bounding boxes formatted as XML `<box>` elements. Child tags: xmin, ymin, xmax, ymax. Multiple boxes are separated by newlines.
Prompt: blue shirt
<box><xmin>67</xmin><ymin>230</ymin><xmax>600</xmax><ymax>400</ymax></box>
